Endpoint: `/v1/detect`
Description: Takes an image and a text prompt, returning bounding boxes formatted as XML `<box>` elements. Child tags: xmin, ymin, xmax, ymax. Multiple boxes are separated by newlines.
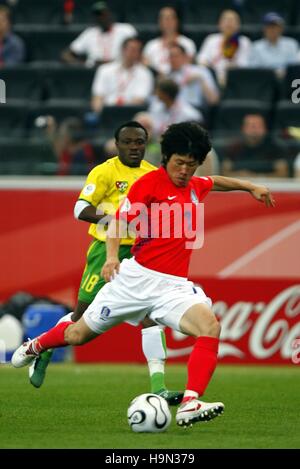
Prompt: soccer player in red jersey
<box><xmin>12</xmin><ymin>122</ymin><xmax>275</xmax><ymax>427</ymax></box>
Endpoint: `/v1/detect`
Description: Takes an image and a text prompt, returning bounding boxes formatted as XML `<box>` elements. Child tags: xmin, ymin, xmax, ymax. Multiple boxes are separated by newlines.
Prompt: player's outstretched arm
<box><xmin>211</xmin><ymin>176</ymin><xmax>275</xmax><ymax>208</ymax></box>
<box><xmin>101</xmin><ymin>218</ymin><xmax>127</xmax><ymax>282</ymax></box>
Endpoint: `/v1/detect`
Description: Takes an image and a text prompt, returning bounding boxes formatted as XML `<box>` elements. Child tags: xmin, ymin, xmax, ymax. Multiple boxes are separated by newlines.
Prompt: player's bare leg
<box><xmin>175</xmin><ymin>303</ymin><xmax>224</xmax><ymax>427</ymax></box>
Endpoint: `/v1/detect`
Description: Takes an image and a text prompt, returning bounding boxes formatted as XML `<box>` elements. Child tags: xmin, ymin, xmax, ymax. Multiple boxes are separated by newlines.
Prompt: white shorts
<box><xmin>83</xmin><ymin>258</ymin><xmax>212</xmax><ymax>334</ymax></box>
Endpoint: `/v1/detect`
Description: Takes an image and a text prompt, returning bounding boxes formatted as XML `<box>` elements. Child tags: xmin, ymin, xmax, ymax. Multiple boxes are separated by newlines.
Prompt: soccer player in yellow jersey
<box><xmin>29</xmin><ymin>121</ymin><xmax>183</xmax><ymax>405</ymax></box>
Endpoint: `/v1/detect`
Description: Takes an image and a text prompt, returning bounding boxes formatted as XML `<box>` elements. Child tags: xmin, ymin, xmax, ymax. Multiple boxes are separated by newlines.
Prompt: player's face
<box><xmin>166</xmin><ymin>154</ymin><xmax>199</xmax><ymax>187</ymax></box>
<box><xmin>116</xmin><ymin>127</ymin><xmax>147</xmax><ymax>167</ymax></box>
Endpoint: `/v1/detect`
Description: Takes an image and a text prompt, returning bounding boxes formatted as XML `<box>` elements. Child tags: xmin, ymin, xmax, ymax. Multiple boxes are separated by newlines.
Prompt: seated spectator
<box><xmin>40</xmin><ymin>116</ymin><xmax>98</xmax><ymax>176</ymax></box>
<box><xmin>61</xmin><ymin>1</ymin><xmax>137</xmax><ymax>67</ymax></box>
<box><xmin>197</xmin><ymin>9</ymin><xmax>251</xmax><ymax>86</ymax></box>
<box><xmin>0</xmin><ymin>5</ymin><xmax>25</xmax><ymax>66</ymax></box>
<box><xmin>222</xmin><ymin>113</ymin><xmax>288</xmax><ymax>177</ymax></box>
<box><xmin>167</xmin><ymin>43</ymin><xmax>219</xmax><ymax>110</ymax></box>
<box><xmin>250</xmin><ymin>12</ymin><xmax>299</xmax><ymax>77</ymax></box>
<box><xmin>143</xmin><ymin>6</ymin><xmax>196</xmax><ymax>75</ymax></box>
<box><xmin>104</xmin><ymin>112</ymin><xmax>161</xmax><ymax>167</ymax></box>
<box><xmin>91</xmin><ymin>37</ymin><xmax>153</xmax><ymax>113</ymax></box>
<box><xmin>148</xmin><ymin>78</ymin><xmax>203</xmax><ymax>138</ymax></box>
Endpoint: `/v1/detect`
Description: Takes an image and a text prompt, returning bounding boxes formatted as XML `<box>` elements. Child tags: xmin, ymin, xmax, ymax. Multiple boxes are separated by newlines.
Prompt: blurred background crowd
<box><xmin>0</xmin><ymin>0</ymin><xmax>300</xmax><ymax>177</ymax></box>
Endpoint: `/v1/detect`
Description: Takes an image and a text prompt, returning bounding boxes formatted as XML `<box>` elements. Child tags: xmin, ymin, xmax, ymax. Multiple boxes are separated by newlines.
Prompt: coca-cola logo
<box><xmin>167</xmin><ymin>285</ymin><xmax>300</xmax><ymax>361</ymax></box>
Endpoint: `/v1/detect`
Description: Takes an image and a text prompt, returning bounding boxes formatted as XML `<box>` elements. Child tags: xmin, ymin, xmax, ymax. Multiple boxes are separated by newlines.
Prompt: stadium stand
<box><xmin>273</xmin><ymin>100</ymin><xmax>300</xmax><ymax>133</ymax></box>
<box><xmin>0</xmin><ymin>139</ymin><xmax>56</xmax><ymax>174</ymax></box>
<box><xmin>43</xmin><ymin>65</ymin><xmax>95</xmax><ymax>105</ymax></box>
<box><xmin>213</xmin><ymin>100</ymin><xmax>272</xmax><ymax>137</ymax></box>
<box><xmin>222</xmin><ymin>68</ymin><xmax>279</xmax><ymax>104</ymax></box>
<box><xmin>281</xmin><ymin>64</ymin><xmax>300</xmax><ymax>99</ymax></box>
<box><xmin>0</xmin><ymin>65</ymin><xmax>42</xmax><ymax>102</ymax></box>
<box><xmin>0</xmin><ymin>0</ymin><xmax>299</xmax><ymax>176</ymax></box>
<box><xmin>98</xmin><ymin>104</ymin><xmax>148</xmax><ymax>139</ymax></box>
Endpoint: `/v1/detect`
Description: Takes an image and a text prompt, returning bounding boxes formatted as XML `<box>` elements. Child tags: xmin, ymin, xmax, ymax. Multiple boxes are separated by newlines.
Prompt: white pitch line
<box><xmin>218</xmin><ymin>219</ymin><xmax>300</xmax><ymax>278</ymax></box>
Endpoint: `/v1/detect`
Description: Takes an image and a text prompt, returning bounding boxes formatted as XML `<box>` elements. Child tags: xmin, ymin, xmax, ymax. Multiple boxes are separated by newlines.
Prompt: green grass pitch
<box><xmin>1</xmin><ymin>363</ymin><xmax>299</xmax><ymax>449</ymax></box>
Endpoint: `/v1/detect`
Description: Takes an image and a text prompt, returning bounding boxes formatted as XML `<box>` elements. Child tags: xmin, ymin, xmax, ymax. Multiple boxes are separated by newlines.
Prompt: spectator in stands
<box><xmin>41</xmin><ymin>116</ymin><xmax>98</xmax><ymax>176</ymax></box>
<box><xmin>222</xmin><ymin>113</ymin><xmax>288</xmax><ymax>177</ymax></box>
<box><xmin>197</xmin><ymin>9</ymin><xmax>251</xmax><ymax>87</ymax></box>
<box><xmin>91</xmin><ymin>37</ymin><xmax>153</xmax><ymax>114</ymax></box>
<box><xmin>167</xmin><ymin>43</ymin><xmax>220</xmax><ymax>111</ymax></box>
<box><xmin>143</xmin><ymin>6</ymin><xmax>196</xmax><ymax>75</ymax></box>
<box><xmin>61</xmin><ymin>1</ymin><xmax>136</xmax><ymax>67</ymax></box>
<box><xmin>104</xmin><ymin>112</ymin><xmax>161</xmax><ymax>167</ymax></box>
<box><xmin>0</xmin><ymin>5</ymin><xmax>25</xmax><ymax>66</ymax></box>
<box><xmin>250</xmin><ymin>12</ymin><xmax>299</xmax><ymax>77</ymax></box>
<box><xmin>148</xmin><ymin>78</ymin><xmax>203</xmax><ymax>138</ymax></box>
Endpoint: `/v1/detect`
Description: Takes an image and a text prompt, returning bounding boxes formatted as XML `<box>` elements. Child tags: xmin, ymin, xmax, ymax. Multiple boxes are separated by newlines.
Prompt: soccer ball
<box><xmin>127</xmin><ymin>393</ymin><xmax>172</xmax><ymax>433</ymax></box>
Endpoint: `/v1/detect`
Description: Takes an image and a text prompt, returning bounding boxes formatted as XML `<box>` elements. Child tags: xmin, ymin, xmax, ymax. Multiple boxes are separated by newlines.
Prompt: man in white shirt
<box><xmin>250</xmin><ymin>12</ymin><xmax>299</xmax><ymax>76</ymax></box>
<box><xmin>148</xmin><ymin>78</ymin><xmax>203</xmax><ymax>138</ymax></box>
<box><xmin>167</xmin><ymin>43</ymin><xmax>219</xmax><ymax>110</ymax></box>
<box><xmin>197</xmin><ymin>9</ymin><xmax>251</xmax><ymax>86</ymax></box>
<box><xmin>62</xmin><ymin>2</ymin><xmax>137</xmax><ymax>67</ymax></box>
<box><xmin>143</xmin><ymin>6</ymin><xmax>196</xmax><ymax>74</ymax></box>
<box><xmin>91</xmin><ymin>37</ymin><xmax>154</xmax><ymax>113</ymax></box>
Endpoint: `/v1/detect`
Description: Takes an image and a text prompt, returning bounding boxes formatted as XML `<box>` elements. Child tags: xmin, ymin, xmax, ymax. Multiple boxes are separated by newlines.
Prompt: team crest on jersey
<box><xmin>190</xmin><ymin>189</ymin><xmax>199</xmax><ymax>204</ymax></box>
<box><xmin>100</xmin><ymin>306</ymin><xmax>111</xmax><ymax>321</ymax></box>
<box><xmin>116</xmin><ymin>181</ymin><xmax>129</xmax><ymax>193</ymax></box>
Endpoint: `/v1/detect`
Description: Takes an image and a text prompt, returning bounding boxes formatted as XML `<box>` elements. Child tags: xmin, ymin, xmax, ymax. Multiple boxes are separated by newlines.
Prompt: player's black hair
<box><xmin>114</xmin><ymin>121</ymin><xmax>149</xmax><ymax>141</ymax></box>
<box><xmin>160</xmin><ymin>121</ymin><xmax>211</xmax><ymax>166</ymax></box>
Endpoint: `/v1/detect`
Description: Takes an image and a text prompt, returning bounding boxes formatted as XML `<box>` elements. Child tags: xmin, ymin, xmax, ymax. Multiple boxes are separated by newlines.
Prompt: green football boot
<box><xmin>29</xmin><ymin>350</ymin><xmax>53</xmax><ymax>388</ymax></box>
<box><xmin>155</xmin><ymin>389</ymin><xmax>184</xmax><ymax>406</ymax></box>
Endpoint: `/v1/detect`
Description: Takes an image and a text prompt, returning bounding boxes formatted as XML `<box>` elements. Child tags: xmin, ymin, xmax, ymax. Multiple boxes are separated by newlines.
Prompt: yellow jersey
<box><xmin>78</xmin><ymin>156</ymin><xmax>157</xmax><ymax>244</ymax></box>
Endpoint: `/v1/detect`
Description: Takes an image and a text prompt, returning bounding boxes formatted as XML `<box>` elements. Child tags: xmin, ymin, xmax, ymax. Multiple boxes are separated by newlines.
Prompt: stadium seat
<box><xmin>17</xmin><ymin>29</ymin><xmax>78</xmax><ymax>62</ymax></box>
<box><xmin>28</xmin><ymin>102</ymin><xmax>89</xmax><ymax>138</ymax></box>
<box><xmin>72</xmin><ymin>0</ymin><xmax>126</xmax><ymax>24</ymax></box>
<box><xmin>0</xmin><ymin>138</ymin><xmax>57</xmax><ymax>175</ymax></box>
<box><xmin>241</xmin><ymin>0</ymin><xmax>294</xmax><ymax>25</ymax></box>
<box><xmin>43</xmin><ymin>65</ymin><xmax>95</xmax><ymax>104</ymax></box>
<box><xmin>183</xmin><ymin>0</ymin><xmax>235</xmax><ymax>25</ymax></box>
<box><xmin>0</xmin><ymin>103</ymin><xmax>30</xmax><ymax>137</ymax></box>
<box><xmin>273</xmin><ymin>100</ymin><xmax>300</xmax><ymax>134</ymax></box>
<box><xmin>99</xmin><ymin>105</ymin><xmax>147</xmax><ymax>138</ymax></box>
<box><xmin>222</xmin><ymin>68</ymin><xmax>279</xmax><ymax>104</ymax></box>
<box><xmin>123</xmin><ymin>0</ymin><xmax>166</xmax><ymax>24</ymax></box>
<box><xmin>0</xmin><ymin>66</ymin><xmax>42</xmax><ymax>102</ymax></box>
<box><xmin>281</xmin><ymin>64</ymin><xmax>300</xmax><ymax>100</ymax></box>
<box><xmin>12</xmin><ymin>0</ymin><xmax>64</xmax><ymax>25</ymax></box>
<box><xmin>213</xmin><ymin>100</ymin><xmax>271</xmax><ymax>137</ymax></box>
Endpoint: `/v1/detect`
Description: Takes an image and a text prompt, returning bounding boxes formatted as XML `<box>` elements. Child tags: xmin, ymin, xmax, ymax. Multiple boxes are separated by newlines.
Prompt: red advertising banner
<box><xmin>74</xmin><ymin>278</ymin><xmax>300</xmax><ymax>364</ymax></box>
<box><xmin>0</xmin><ymin>185</ymin><xmax>299</xmax><ymax>364</ymax></box>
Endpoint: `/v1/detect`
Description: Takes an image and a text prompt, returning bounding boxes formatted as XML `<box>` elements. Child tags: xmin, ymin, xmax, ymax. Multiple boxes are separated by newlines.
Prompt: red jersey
<box><xmin>116</xmin><ymin>167</ymin><xmax>213</xmax><ymax>277</ymax></box>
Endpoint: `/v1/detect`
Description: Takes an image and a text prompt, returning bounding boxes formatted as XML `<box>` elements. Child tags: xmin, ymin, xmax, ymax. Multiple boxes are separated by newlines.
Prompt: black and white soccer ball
<box><xmin>127</xmin><ymin>393</ymin><xmax>172</xmax><ymax>433</ymax></box>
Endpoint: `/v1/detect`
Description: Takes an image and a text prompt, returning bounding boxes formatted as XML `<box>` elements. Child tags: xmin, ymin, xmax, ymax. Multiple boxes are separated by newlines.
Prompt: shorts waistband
<box><xmin>130</xmin><ymin>258</ymin><xmax>188</xmax><ymax>283</ymax></box>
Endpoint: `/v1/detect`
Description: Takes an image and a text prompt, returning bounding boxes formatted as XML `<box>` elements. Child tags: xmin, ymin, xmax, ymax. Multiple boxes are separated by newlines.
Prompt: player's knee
<box><xmin>180</xmin><ymin>305</ymin><xmax>220</xmax><ymax>338</ymax></box>
<box><xmin>203</xmin><ymin>315</ymin><xmax>221</xmax><ymax>338</ymax></box>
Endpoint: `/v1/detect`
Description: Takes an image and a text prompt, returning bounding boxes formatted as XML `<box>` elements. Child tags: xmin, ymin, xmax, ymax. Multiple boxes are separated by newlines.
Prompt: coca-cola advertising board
<box><xmin>73</xmin><ymin>278</ymin><xmax>300</xmax><ymax>364</ymax></box>
<box><xmin>0</xmin><ymin>185</ymin><xmax>299</xmax><ymax>364</ymax></box>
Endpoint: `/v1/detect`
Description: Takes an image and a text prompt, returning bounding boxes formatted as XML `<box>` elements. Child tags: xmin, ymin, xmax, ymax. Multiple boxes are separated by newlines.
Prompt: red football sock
<box><xmin>186</xmin><ymin>336</ymin><xmax>219</xmax><ymax>396</ymax></box>
<box><xmin>34</xmin><ymin>321</ymin><xmax>74</xmax><ymax>353</ymax></box>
